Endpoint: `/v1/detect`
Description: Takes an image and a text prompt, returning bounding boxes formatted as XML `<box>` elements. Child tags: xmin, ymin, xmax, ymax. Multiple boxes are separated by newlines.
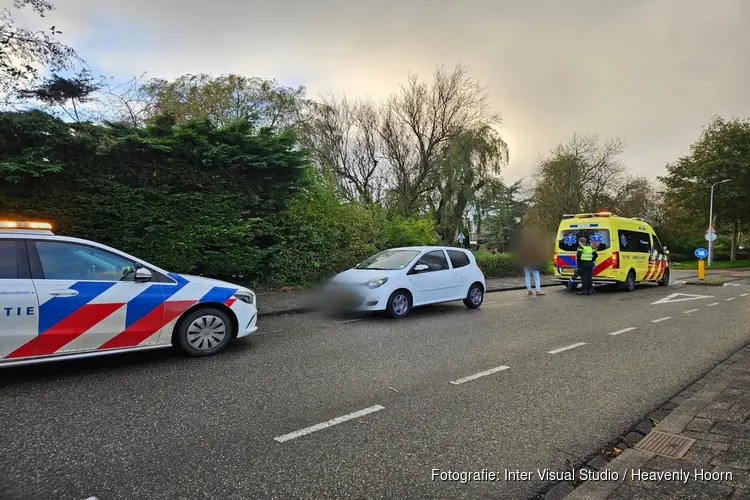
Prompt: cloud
<box><xmin>25</xmin><ymin>0</ymin><xmax>750</xmax><ymax>182</ymax></box>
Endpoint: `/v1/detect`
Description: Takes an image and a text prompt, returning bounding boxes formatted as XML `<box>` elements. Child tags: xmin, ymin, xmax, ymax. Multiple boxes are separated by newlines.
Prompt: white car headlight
<box><xmin>233</xmin><ymin>291</ymin><xmax>255</xmax><ymax>305</ymax></box>
<box><xmin>367</xmin><ymin>277</ymin><xmax>388</xmax><ymax>289</ymax></box>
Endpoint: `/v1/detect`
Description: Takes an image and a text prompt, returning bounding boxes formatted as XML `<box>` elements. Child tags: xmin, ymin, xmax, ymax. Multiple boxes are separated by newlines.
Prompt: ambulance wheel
<box><xmin>176</xmin><ymin>307</ymin><xmax>234</xmax><ymax>357</ymax></box>
<box><xmin>658</xmin><ymin>269</ymin><xmax>670</xmax><ymax>286</ymax></box>
<box><xmin>619</xmin><ymin>270</ymin><xmax>636</xmax><ymax>292</ymax></box>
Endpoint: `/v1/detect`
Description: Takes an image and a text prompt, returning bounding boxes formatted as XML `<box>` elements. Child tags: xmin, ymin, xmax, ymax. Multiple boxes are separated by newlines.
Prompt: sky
<box><xmin>10</xmin><ymin>0</ymin><xmax>750</xmax><ymax>183</ymax></box>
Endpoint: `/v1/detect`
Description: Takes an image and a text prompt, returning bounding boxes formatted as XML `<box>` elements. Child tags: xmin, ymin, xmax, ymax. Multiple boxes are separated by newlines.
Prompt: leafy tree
<box><xmin>141</xmin><ymin>74</ymin><xmax>308</xmax><ymax>129</ymax></box>
<box><xmin>660</xmin><ymin>116</ymin><xmax>750</xmax><ymax>260</ymax></box>
<box><xmin>428</xmin><ymin>125</ymin><xmax>509</xmax><ymax>243</ymax></box>
<box><xmin>17</xmin><ymin>71</ymin><xmax>99</xmax><ymax>122</ymax></box>
<box><xmin>0</xmin><ymin>0</ymin><xmax>78</xmax><ymax>101</ymax></box>
<box><xmin>472</xmin><ymin>179</ymin><xmax>526</xmax><ymax>251</ymax></box>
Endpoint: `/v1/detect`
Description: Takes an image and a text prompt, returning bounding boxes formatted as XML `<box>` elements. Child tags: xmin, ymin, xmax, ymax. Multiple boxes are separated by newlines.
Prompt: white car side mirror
<box><xmin>414</xmin><ymin>264</ymin><xmax>429</xmax><ymax>272</ymax></box>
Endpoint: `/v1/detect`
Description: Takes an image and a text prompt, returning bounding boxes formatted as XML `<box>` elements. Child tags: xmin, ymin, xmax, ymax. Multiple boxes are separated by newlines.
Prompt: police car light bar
<box><xmin>0</xmin><ymin>221</ymin><xmax>53</xmax><ymax>230</ymax></box>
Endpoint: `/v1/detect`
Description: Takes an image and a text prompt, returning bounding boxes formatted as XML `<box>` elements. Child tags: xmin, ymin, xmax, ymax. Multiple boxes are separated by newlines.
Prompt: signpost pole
<box><xmin>698</xmin><ymin>259</ymin><xmax>705</xmax><ymax>281</ymax></box>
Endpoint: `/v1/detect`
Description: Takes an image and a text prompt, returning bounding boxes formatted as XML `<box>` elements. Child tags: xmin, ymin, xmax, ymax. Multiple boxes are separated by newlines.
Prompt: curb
<box><xmin>257</xmin><ymin>282</ymin><xmax>565</xmax><ymax>317</ymax></box>
<box><xmin>533</xmin><ymin>341</ymin><xmax>750</xmax><ymax>500</ymax></box>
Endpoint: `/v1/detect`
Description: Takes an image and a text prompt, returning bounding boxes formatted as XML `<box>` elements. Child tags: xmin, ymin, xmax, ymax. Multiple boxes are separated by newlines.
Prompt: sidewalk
<box><xmin>562</xmin><ymin>342</ymin><xmax>750</xmax><ymax>500</ymax></box>
<box><xmin>256</xmin><ymin>275</ymin><xmax>561</xmax><ymax>316</ymax></box>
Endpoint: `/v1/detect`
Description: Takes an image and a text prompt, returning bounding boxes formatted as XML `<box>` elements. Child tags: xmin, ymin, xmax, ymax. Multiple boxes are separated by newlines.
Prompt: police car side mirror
<box><xmin>134</xmin><ymin>267</ymin><xmax>152</xmax><ymax>282</ymax></box>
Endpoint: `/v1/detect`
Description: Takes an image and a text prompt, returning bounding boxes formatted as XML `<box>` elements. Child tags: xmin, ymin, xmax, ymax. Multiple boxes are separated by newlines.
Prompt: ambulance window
<box><xmin>35</xmin><ymin>241</ymin><xmax>137</xmax><ymax>281</ymax></box>
<box><xmin>0</xmin><ymin>240</ymin><xmax>18</xmax><ymax>279</ymax></box>
<box><xmin>619</xmin><ymin>230</ymin><xmax>651</xmax><ymax>253</ymax></box>
<box><xmin>558</xmin><ymin>230</ymin><xmax>610</xmax><ymax>251</ymax></box>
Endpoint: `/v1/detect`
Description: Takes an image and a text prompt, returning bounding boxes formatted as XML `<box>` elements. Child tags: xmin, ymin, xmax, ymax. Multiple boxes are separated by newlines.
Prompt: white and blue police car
<box><xmin>0</xmin><ymin>221</ymin><xmax>258</xmax><ymax>367</ymax></box>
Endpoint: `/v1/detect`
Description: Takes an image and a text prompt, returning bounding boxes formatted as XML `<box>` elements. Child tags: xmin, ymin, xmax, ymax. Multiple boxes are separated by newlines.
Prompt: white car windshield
<box><xmin>355</xmin><ymin>250</ymin><xmax>420</xmax><ymax>270</ymax></box>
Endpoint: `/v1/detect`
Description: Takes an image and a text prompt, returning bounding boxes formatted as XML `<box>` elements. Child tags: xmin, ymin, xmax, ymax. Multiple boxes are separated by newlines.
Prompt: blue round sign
<box><xmin>694</xmin><ymin>248</ymin><xmax>708</xmax><ymax>259</ymax></box>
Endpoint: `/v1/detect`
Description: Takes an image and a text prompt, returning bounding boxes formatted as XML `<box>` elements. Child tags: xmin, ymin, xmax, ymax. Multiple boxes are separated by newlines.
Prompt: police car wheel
<box><xmin>658</xmin><ymin>269</ymin><xmax>670</xmax><ymax>286</ymax></box>
<box><xmin>463</xmin><ymin>283</ymin><xmax>484</xmax><ymax>309</ymax></box>
<box><xmin>176</xmin><ymin>308</ymin><xmax>234</xmax><ymax>357</ymax></box>
<box><xmin>386</xmin><ymin>290</ymin><xmax>411</xmax><ymax>319</ymax></box>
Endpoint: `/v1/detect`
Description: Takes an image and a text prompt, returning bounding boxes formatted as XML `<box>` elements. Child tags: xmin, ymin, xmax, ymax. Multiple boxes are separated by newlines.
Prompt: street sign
<box><xmin>651</xmin><ymin>293</ymin><xmax>714</xmax><ymax>305</ymax></box>
<box><xmin>694</xmin><ymin>248</ymin><xmax>708</xmax><ymax>259</ymax></box>
<box><xmin>704</xmin><ymin>232</ymin><xmax>717</xmax><ymax>242</ymax></box>
<box><xmin>457</xmin><ymin>232</ymin><xmax>465</xmax><ymax>244</ymax></box>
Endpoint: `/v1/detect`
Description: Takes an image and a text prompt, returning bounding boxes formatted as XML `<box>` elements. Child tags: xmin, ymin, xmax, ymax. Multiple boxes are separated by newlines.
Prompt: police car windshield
<box><xmin>558</xmin><ymin>230</ymin><xmax>611</xmax><ymax>252</ymax></box>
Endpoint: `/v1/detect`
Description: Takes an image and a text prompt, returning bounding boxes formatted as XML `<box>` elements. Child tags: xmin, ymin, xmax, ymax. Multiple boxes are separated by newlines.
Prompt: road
<box><xmin>1</xmin><ymin>278</ymin><xmax>749</xmax><ymax>500</ymax></box>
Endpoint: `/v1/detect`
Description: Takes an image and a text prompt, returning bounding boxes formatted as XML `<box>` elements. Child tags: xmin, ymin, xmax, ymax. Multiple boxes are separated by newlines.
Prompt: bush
<box><xmin>713</xmin><ymin>251</ymin><xmax>750</xmax><ymax>261</ymax></box>
<box><xmin>667</xmin><ymin>253</ymin><xmax>689</xmax><ymax>262</ymax></box>
<box><xmin>474</xmin><ymin>252</ymin><xmax>522</xmax><ymax>278</ymax></box>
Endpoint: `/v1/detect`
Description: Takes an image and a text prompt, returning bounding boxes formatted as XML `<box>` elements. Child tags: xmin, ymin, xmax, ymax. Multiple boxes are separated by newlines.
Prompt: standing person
<box><xmin>576</xmin><ymin>237</ymin><xmax>597</xmax><ymax>296</ymax></box>
<box><xmin>566</xmin><ymin>238</ymin><xmax>583</xmax><ymax>292</ymax></box>
<box><xmin>518</xmin><ymin>229</ymin><xmax>546</xmax><ymax>296</ymax></box>
<box><xmin>588</xmin><ymin>240</ymin><xmax>600</xmax><ymax>294</ymax></box>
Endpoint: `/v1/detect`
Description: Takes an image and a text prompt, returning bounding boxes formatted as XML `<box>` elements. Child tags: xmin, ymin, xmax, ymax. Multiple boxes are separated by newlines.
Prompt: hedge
<box><xmin>473</xmin><ymin>251</ymin><xmax>553</xmax><ymax>278</ymax></box>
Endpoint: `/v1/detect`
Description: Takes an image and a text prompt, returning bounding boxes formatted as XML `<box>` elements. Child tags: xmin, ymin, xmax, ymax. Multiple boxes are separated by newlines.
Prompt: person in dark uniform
<box><xmin>576</xmin><ymin>237</ymin><xmax>598</xmax><ymax>296</ymax></box>
<box><xmin>566</xmin><ymin>239</ymin><xmax>583</xmax><ymax>292</ymax></box>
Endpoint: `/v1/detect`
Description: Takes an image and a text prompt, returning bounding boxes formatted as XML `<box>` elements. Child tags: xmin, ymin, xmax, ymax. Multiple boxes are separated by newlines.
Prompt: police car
<box><xmin>0</xmin><ymin>221</ymin><xmax>258</xmax><ymax>367</ymax></box>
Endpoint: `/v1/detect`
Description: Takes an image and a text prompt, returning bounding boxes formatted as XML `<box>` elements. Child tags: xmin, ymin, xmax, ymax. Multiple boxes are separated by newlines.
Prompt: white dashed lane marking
<box><xmin>273</xmin><ymin>405</ymin><xmax>385</xmax><ymax>443</ymax></box>
<box><xmin>450</xmin><ymin>365</ymin><xmax>510</xmax><ymax>385</ymax></box>
<box><xmin>708</xmin><ymin>303</ymin><xmax>720</xmax><ymax>307</ymax></box>
<box><xmin>548</xmin><ymin>342</ymin><xmax>586</xmax><ymax>354</ymax></box>
<box><xmin>608</xmin><ymin>327</ymin><xmax>637</xmax><ymax>336</ymax></box>
<box><xmin>651</xmin><ymin>317</ymin><xmax>671</xmax><ymax>323</ymax></box>
<box><xmin>726</xmin><ymin>297</ymin><xmax>736</xmax><ymax>301</ymax></box>
<box><xmin>684</xmin><ymin>309</ymin><xmax>699</xmax><ymax>314</ymax></box>
<box><xmin>741</xmin><ymin>293</ymin><xmax>749</xmax><ymax>297</ymax></box>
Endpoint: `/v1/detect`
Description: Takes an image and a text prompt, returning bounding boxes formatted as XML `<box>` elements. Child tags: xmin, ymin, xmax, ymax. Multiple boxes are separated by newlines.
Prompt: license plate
<box><xmin>562</xmin><ymin>267</ymin><xmax>575</xmax><ymax>274</ymax></box>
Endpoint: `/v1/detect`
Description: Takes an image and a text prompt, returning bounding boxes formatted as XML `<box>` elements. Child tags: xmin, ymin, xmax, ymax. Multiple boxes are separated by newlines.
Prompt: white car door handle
<box><xmin>49</xmin><ymin>289</ymin><xmax>79</xmax><ymax>297</ymax></box>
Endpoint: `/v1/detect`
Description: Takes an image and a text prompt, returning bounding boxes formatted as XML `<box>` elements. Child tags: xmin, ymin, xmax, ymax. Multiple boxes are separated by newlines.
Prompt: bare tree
<box><xmin>95</xmin><ymin>73</ymin><xmax>152</xmax><ymax>126</ymax></box>
<box><xmin>380</xmin><ymin>64</ymin><xmax>500</xmax><ymax>215</ymax></box>
<box><xmin>301</xmin><ymin>95</ymin><xmax>385</xmax><ymax>202</ymax></box>
<box><xmin>525</xmin><ymin>134</ymin><xmax>635</xmax><ymax>232</ymax></box>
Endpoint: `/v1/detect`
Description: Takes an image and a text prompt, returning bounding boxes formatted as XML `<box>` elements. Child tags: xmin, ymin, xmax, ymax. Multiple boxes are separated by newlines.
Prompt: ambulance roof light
<box><xmin>596</xmin><ymin>211</ymin><xmax>612</xmax><ymax>217</ymax></box>
<box><xmin>0</xmin><ymin>220</ymin><xmax>53</xmax><ymax>230</ymax></box>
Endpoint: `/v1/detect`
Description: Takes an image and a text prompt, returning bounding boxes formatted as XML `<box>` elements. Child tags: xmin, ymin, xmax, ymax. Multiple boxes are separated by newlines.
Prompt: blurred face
<box><xmin>579</xmin><ymin>238</ymin><xmax>587</xmax><ymax>246</ymax></box>
<box><xmin>591</xmin><ymin>241</ymin><xmax>599</xmax><ymax>249</ymax></box>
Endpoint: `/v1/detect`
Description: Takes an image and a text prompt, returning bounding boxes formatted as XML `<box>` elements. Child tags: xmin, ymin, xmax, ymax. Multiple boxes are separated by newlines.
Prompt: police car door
<box><xmin>26</xmin><ymin>240</ymin><xmax>165</xmax><ymax>356</ymax></box>
<box><xmin>0</xmin><ymin>239</ymin><xmax>39</xmax><ymax>361</ymax></box>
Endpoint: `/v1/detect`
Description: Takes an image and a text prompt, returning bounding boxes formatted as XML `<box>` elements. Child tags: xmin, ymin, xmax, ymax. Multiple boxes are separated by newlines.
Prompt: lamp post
<box><xmin>708</xmin><ymin>179</ymin><xmax>732</xmax><ymax>266</ymax></box>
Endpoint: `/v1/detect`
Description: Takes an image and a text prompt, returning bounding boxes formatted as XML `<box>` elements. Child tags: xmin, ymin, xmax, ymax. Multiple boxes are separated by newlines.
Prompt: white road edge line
<box><xmin>450</xmin><ymin>365</ymin><xmax>510</xmax><ymax>385</ymax></box>
<box><xmin>548</xmin><ymin>342</ymin><xmax>586</xmax><ymax>354</ymax></box>
<box><xmin>726</xmin><ymin>297</ymin><xmax>736</xmax><ymax>301</ymax></box>
<box><xmin>684</xmin><ymin>308</ymin><xmax>699</xmax><ymax>314</ymax></box>
<box><xmin>651</xmin><ymin>317</ymin><xmax>671</xmax><ymax>323</ymax></box>
<box><xmin>608</xmin><ymin>327</ymin><xmax>637</xmax><ymax>336</ymax></box>
<box><xmin>335</xmin><ymin>319</ymin><xmax>363</xmax><ymax>324</ymax></box>
<box><xmin>273</xmin><ymin>405</ymin><xmax>384</xmax><ymax>443</ymax></box>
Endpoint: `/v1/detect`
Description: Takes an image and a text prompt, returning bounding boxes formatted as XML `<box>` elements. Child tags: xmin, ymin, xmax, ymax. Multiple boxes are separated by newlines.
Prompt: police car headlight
<box><xmin>367</xmin><ymin>277</ymin><xmax>388</xmax><ymax>289</ymax></box>
<box><xmin>233</xmin><ymin>291</ymin><xmax>255</xmax><ymax>305</ymax></box>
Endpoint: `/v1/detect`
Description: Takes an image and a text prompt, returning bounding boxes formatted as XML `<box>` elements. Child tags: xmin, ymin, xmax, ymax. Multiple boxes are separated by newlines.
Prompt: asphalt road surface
<box><xmin>2</xmin><ymin>279</ymin><xmax>749</xmax><ymax>500</ymax></box>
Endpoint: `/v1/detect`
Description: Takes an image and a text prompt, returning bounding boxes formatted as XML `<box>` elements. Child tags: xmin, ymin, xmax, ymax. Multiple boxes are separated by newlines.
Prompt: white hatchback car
<box><xmin>326</xmin><ymin>246</ymin><xmax>486</xmax><ymax>318</ymax></box>
<box><xmin>0</xmin><ymin>221</ymin><xmax>258</xmax><ymax>367</ymax></box>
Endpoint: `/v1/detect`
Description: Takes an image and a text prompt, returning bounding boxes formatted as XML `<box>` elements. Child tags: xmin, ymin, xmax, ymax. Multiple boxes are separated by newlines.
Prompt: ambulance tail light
<box><xmin>553</xmin><ymin>254</ymin><xmax>561</xmax><ymax>267</ymax></box>
<box><xmin>612</xmin><ymin>251</ymin><xmax>620</xmax><ymax>269</ymax></box>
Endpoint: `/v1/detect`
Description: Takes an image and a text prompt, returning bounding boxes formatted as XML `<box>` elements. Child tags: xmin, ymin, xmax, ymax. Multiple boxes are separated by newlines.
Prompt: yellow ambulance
<box><xmin>553</xmin><ymin>212</ymin><xmax>670</xmax><ymax>291</ymax></box>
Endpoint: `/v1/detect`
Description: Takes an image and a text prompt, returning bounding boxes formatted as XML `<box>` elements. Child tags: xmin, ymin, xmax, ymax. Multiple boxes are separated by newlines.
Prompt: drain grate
<box><xmin>634</xmin><ymin>431</ymin><xmax>696</xmax><ymax>458</ymax></box>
